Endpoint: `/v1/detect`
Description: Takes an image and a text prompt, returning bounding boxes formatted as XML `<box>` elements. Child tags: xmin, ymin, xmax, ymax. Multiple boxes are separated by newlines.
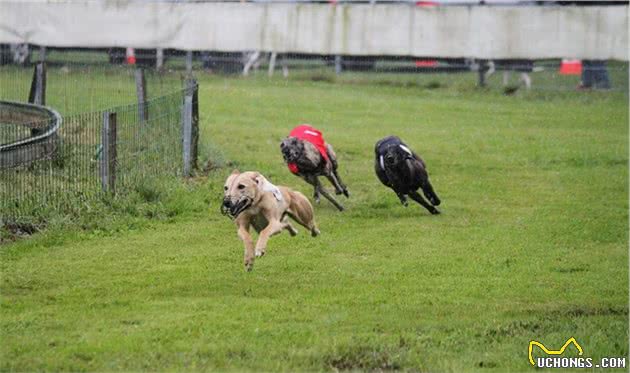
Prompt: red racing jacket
<box><xmin>287</xmin><ymin>124</ymin><xmax>329</xmax><ymax>174</ymax></box>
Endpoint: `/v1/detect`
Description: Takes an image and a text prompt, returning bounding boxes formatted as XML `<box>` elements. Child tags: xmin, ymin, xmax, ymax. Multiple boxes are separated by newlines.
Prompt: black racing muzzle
<box><xmin>220</xmin><ymin>197</ymin><xmax>252</xmax><ymax>219</ymax></box>
<box><xmin>384</xmin><ymin>153</ymin><xmax>397</xmax><ymax>165</ymax></box>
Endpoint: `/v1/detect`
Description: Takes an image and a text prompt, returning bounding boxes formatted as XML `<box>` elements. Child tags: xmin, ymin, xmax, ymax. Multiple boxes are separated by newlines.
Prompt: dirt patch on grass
<box><xmin>323</xmin><ymin>340</ymin><xmax>410</xmax><ymax>371</ymax></box>
<box><xmin>483</xmin><ymin>320</ymin><xmax>543</xmax><ymax>341</ymax></box>
<box><xmin>559</xmin><ymin>305</ymin><xmax>629</xmax><ymax>318</ymax></box>
<box><xmin>1</xmin><ymin>222</ymin><xmax>42</xmax><ymax>244</ymax></box>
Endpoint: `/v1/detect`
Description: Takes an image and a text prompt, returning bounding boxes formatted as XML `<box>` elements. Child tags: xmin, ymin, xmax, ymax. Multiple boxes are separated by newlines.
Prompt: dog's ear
<box><xmin>250</xmin><ymin>172</ymin><xmax>262</xmax><ymax>184</ymax></box>
<box><xmin>252</xmin><ymin>173</ymin><xmax>268</xmax><ymax>191</ymax></box>
<box><xmin>231</xmin><ymin>169</ymin><xmax>240</xmax><ymax>175</ymax></box>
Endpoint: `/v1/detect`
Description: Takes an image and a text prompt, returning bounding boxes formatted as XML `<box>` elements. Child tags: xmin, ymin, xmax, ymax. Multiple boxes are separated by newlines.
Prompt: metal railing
<box><xmin>0</xmin><ymin>100</ymin><xmax>62</xmax><ymax>169</ymax></box>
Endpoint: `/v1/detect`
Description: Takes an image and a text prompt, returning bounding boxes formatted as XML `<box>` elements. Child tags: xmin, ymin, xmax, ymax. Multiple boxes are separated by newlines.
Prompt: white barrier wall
<box><xmin>0</xmin><ymin>1</ymin><xmax>627</xmax><ymax>60</ymax></box>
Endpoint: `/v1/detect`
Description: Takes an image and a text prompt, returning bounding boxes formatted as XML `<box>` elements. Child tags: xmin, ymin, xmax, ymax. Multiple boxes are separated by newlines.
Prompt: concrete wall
<box><xmin>0</xmin><ymin>1</ymin><xmax>627</xmax><ymax>60</ymax></box>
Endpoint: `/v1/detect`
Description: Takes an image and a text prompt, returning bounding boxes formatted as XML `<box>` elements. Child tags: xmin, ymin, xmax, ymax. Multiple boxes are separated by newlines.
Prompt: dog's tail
<box><xmin>289</xmin><ymin>190</ymin><xmax>320</xmax><ymax>236</ymax></box>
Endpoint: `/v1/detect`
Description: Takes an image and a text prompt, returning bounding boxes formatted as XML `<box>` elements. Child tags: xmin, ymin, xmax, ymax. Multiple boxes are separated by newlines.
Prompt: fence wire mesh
<box><xmin>0</xmin><ymin>50</ymin><xmax>191</xmax><ymax>222</ymax></box>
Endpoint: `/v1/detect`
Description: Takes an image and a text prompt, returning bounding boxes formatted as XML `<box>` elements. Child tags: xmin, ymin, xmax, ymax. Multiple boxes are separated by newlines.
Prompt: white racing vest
<box><xmin>259</xmin><ymin>176</ymin><xmax>283</xmax><ymax>202</ymax></box>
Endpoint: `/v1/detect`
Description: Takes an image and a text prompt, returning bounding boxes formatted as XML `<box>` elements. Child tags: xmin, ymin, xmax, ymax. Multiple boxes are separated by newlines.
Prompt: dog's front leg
<box><xmin>313</xmin><ymin>177</ymin><xmax>344</xmax><ymax>211</ymax></box>
<box><xmin>237</xmin><ymin>223</ymin><xmax>255</xmax><ymax>271</ymax></box>
<box><xmin>254</xmin><ymin>220</ymin><xmax>285</xmax><ymax>258</ymax></box>
<box><xmin>304</xmin><ymin>175</ymin><xmax>320</xmax><ymax>203</ymax></box>
<box><xmin>397</xmin><ymin>193</ymin><xmax>409</xmax><ymax>207</ymax></box>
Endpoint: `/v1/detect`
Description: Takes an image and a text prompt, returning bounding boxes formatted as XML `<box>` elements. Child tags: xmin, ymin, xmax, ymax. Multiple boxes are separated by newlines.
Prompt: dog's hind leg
<box><xmin>337</xmin><ymin>172</ymin><xmax>350</xmax><ymax>197</ymax></box>
<box><xmin>325</xmin><ymin>173</ymin><xmax>345</xmax><ymax>196</ymax></box>
<box><xmin>421</xmin><ymin>180</ymin><xmax>441</xmax><ymax>206</ymax></box>
<box><xmin>325</xmin><ymin>144</ymin><xmax>349</xmax><ymax>198</ymax></box>
<box><xmin>329</xmin><ymin>170</ymin><xmax>349</xmax><ymax>198</ymax></box>
<box><xmin>409</xmin><ymin>191</ymin><xmax>440</xmax><ymax>215</ymax></box>
<box><xmin>287</xmin><ymin>212</ymin><xmax>320</xmax><ymax>237</ymax></box>
<box><xmin>282</xmin><ymin>215</ymin><xmax>298</xmax><ymax>236</ymax></box>
<box><xmin>287</xmin><ymin>192</ymin><xmax>320</xmax><ymax>237</ymax></box>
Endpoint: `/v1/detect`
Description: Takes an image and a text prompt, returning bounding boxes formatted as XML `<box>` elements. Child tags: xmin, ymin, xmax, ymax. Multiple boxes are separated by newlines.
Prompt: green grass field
<box><xmin>1</xmin><ymin>69</ymin><xmax>628</xmax><ymax>372</ymax></box>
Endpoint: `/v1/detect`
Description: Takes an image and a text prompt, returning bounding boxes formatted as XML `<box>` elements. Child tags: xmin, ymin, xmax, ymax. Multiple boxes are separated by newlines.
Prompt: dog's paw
<box><xmin>288</xmin><ymin>228</ymin><xmax>298</xmax><ymax>237</ymax></box>
<box><xmin>430</xmin><ymin>208</ymin><xmax>441</xmax><ymax>215</ymax></box>
<box><xmin>255</xmin><ymin>248</ymin><xmax>266</xmax><ymax>257</ymax></box>
<box><xmin>244</xmin><ymin>260</ymin><xmax>254</xmax><ymax>272</ymax></box>
<box><xmin>343</xmin><ymin>189</ymin><xmax>350</xmax><ymax>198</ymax></box>
<box><xmin>311</xmin><ymin>228</ymin><xmax>320</xmax><ymax>237</ymax></box>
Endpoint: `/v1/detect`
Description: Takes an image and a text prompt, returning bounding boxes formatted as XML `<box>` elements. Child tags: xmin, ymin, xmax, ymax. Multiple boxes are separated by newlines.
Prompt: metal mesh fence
<box><xmin>113</xmin><ymin>92</ymin><xmax>186</xmax><ymax>191</ymax></box>
<box><xmin>0</xmin><ymin>90</ymin><xmax>185</xmax><ymax>220</ymax></box>
<box><xmin>0</xmin><ymin>48</ymin><xmax>183</xmax><ymax>116</ymax></box>
<box><xmin>0</xmin><ymin>90</ymin><xmax>187</xmax><ymax>222</ymax></box>
<box><xmin>0</xmin><ymin>50</ymin><xmax>192</xmax><ymax>222</ymax></box>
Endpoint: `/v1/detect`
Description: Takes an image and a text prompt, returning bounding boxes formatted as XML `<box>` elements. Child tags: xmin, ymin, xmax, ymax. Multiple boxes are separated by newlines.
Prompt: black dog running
<box><xmin>374</xmin><ymin>135</ymin><xmax>441</xmax><ymax>215</ymax></box>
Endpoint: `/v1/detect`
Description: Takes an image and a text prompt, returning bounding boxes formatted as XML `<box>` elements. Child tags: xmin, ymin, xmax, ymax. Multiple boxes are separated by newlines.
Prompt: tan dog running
<box><xmin>221</xmin><ymin>170</ymin><xmax>320</xmax><ymax>271</ymax></box>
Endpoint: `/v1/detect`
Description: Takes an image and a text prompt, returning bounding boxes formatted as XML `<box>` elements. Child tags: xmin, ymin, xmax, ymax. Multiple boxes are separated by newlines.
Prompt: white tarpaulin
<box><xmin>0</xmin><ymin>1</ymin><xmax>627</xmax><ymax>60</ymax></box>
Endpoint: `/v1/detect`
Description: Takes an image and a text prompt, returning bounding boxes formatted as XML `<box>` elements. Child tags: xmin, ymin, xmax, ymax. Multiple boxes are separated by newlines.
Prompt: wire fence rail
<box><xmin>0</xmin><ymin>59</ymin><xmax>199</xmax><ymax>223</ymax></box>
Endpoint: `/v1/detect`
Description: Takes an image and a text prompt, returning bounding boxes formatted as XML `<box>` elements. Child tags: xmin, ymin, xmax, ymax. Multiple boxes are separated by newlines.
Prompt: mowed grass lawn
<box><xmin>1</xmin><ymin>73</ymin><xmax>628</xmax><ymax>372</ymax></box>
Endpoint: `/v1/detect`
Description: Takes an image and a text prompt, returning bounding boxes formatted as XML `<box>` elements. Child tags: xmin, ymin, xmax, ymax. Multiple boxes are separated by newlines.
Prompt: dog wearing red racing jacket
<box><xmin>280</xmin><ymin>124</ymin><xmax>349</xmax><ymax>211</ymax></box>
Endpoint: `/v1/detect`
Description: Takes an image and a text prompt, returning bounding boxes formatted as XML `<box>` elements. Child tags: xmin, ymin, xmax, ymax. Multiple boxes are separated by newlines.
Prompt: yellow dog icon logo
<box><xmin>528</xmin><ymin>337</ymin><xmax>584</xmax><ymax>366</ymax></box>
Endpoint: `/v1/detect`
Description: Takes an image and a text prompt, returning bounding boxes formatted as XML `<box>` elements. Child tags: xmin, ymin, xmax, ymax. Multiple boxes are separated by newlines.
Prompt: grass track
<box><xmin>1</xmin><ymin>73</ymin><xmax>628</xmax><ymax>372</ymax></box>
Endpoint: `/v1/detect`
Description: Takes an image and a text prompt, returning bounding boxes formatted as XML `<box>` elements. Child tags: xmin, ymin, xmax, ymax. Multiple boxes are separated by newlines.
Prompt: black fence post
<box><xmin>135</xmin><ymin>68</ymin><xmax>148</xmax><ymax>123</ymax></box>
<box><xmin>100</xmin><ymin>112</ymin><xmax>117</xmax><ymax>194</ymax></box>
<box><xmin>28</xmin><ymin>62</ymin><xmax>46</xmax><ymax>105</ymax></box>
<box><xmin>189</xmin><ymin>78</ymin><xmax>199</xmax><ymax>171</ymax></box>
